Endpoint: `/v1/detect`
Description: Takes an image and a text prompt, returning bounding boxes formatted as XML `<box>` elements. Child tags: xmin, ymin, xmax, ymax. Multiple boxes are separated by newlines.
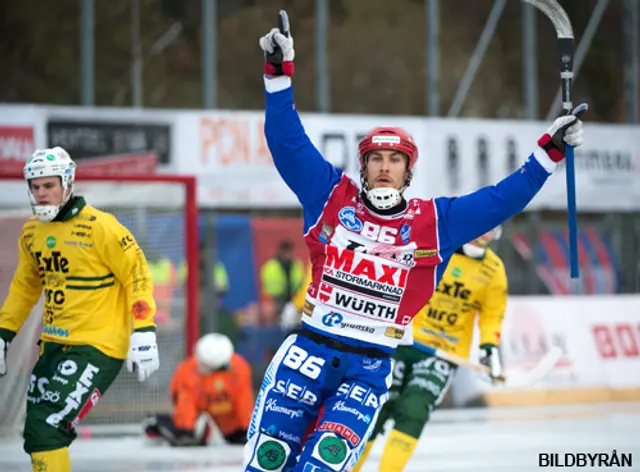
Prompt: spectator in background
<box><xmin>210</xmin><ymin>261</ymin><xmax>229</xmax><ymax>301</ymax></box>
<box><xmin>260</xmin><ymin>240</ymin><xmax>305</xmax><ymax>316</ymax></box>
<box><xmin>178</xmin><ymin>244</ymin><xmax>229</xmax><ymax>306</ymax></box>
<box><xmin>280</xmin><ymin>262</ymin><xmax>312</xmax><ymax>332</ymax></box>
<box><xmin>178</xmin><ymin>243</ymin><xmax>237</xmax><ymax>345</ymax></box>
<box><xmin>147</xmin><ymin>250</ymin><xmax>178</xmax><ymax>325</ymax></box>
<box><xmin>147</xmin><ymin>244</ymin><xmax>229</xmax><ymax>330</ymax></box>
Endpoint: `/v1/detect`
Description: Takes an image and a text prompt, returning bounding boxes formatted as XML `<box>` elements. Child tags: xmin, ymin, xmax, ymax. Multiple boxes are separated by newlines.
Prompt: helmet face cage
<box><xmin>464</xmin><ymin>225</ymin><xmax>503</xmax><ymax>258</ymax></box>
<box><xmin>473</xmin><ymin>225</ymin><xmax>503</xmax><ymax>247</ymax></box>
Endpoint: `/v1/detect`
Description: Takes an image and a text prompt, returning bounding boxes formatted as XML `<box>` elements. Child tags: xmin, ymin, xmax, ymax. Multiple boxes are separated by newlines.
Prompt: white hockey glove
<box><xmin>259</xmin><ymin>11</ymin><xmax>295</xmax><ymax>77</ymax></box>
<box><xmin>0</xmin><ymin>338</ymin><xmax>9</xmax><ymax>376</ymax></box>
<box><xmin>537</xmin><ymin>103</ymin><xmax>587</xmax><ymax>163</ymax></box>
<box><xmin>479</xmin><ymin>344</ymin><xmax>503</xmax><ymax>384</ymax></box>
<box><xmin>126</xmin><ymin>331</ymin><xmax>159</xmax><ymax>382</ymax></box>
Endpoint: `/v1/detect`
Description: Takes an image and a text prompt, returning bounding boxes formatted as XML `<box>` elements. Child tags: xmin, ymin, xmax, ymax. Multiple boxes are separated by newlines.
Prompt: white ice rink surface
<box><xmin>1</xmin><ymin>402</ymin><xmax>639</xmax><ymax>471</ymax></box>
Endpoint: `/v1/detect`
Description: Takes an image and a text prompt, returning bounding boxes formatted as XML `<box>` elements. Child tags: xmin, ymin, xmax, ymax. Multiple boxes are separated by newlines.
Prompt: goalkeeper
<box><xmin>143</xmin><ymin>333</ymin><xmax>254</xmax><ymax>446</ymax></box>
<box><xmin>0</xmin><ymin>147</ymin><xmax>159</xmax><ymax>472</ymax></box>
<box><xmin>352</xmin><ymin>226</ymin><xmax>507</xmax><ymax>472</ymax></box>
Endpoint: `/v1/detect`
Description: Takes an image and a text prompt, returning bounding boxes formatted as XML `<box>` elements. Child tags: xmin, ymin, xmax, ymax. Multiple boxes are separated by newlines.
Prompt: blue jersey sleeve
<box><xmin>435</xmin><ymin>150</ymin><xmax>552</xmax><ymax>258</ymax></box>
<box><xmin>264</xmin><ymin>80</ymin><xmax>342</xmax><ymax>232</ymax></box>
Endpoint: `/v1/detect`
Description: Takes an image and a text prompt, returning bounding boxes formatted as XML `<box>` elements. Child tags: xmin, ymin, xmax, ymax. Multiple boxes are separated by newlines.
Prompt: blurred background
<box><xmin>0</xmin><ymin>0</ymin><xmax>639</xmax><ymax>435</ymax></box>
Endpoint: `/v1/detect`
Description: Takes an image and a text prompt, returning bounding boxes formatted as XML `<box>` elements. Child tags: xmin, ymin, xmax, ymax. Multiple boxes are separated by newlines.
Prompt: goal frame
<box><xmin>0</xmin><ymin>173</ymin><xmax>200</xmax><ymax>357</ymax></box>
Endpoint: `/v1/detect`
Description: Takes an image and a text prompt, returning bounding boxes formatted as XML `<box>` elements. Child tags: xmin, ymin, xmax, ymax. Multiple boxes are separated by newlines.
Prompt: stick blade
<box><xmin>503</xmin><ymin>346</ymin><xmax>563</xmax><ymax>389</ymax></box>
<box><xmin>522</xmin><ymin>0</ymin><xmax>574</xmax><ymax>38</ymax></box>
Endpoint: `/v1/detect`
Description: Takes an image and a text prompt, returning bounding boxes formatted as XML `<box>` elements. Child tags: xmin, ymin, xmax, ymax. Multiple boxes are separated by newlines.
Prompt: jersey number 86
<box><xmin>282</xmin><ymin>345</ymin><xmax>326</xmax><ymax>380</ymax></box>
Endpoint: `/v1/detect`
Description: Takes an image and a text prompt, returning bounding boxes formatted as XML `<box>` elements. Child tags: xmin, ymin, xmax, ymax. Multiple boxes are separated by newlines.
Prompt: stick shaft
<box><xmin>413</xmin><ymin>342</ymin><xmax>506</xmax><ymax>382</ymax></box>
<box><xmin>557</xmin><ymin>37</ymin><xmax>580</xmax><ymax>278</ymax></box>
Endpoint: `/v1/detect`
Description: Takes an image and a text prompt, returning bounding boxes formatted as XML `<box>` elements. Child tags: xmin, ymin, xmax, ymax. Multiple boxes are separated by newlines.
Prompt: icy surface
<box><xmin>2</xmin><ymin>403</ymin><xmax>639</xmax><ymax>471</ymax></box>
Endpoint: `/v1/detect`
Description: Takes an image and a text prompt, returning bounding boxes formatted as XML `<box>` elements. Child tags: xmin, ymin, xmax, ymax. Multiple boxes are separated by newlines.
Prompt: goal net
<box><xmin>0</xmin><ymin>174</ymin><xmax>199</xmax><ymax>438</ymax></box>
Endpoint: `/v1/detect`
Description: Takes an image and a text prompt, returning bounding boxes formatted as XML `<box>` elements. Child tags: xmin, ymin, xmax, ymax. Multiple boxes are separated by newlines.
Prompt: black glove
<box><xmin>143</xmin><ymin>414</ymin><xmax>210</xmax><ymax>447</ymax></box>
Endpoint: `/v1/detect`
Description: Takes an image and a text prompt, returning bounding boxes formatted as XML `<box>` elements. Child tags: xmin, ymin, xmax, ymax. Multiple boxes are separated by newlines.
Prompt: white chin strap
<box><xmin>366</xmin><ymin>187</ymin><xmax>401</xmax><ymax>210</ymax></box>
<box><xmin>27</xmin><ymin>190</ymin><xmax>71</xmax><ymax>223</ymax></box>
<box><xmin>31</xmin><ymin>205</ymin><xmax>62</xmax><ymax>222</ymax></box>
<box><xmin>462</xmin><ymin>243</ymin><xmax>486</xmax><ymax>259</ymax></box>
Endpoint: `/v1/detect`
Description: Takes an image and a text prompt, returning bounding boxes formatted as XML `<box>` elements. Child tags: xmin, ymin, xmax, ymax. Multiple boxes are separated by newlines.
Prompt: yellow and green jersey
<box><xmin>412</xmin><ymin>248</ymin><xmax>507</xmax><ymax>358</ymax></box>
<box><xmin>0</xmin><ymin>197</ymin><xmax>156</xmax><ymax>359</ymax></box>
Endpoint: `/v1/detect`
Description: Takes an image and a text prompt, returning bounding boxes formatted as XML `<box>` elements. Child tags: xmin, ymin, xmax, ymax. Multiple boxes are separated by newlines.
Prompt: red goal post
<box><xmin>0</xmin><ymin>173</ymin><xmax>199</xmax><ymax>433</ymax></box>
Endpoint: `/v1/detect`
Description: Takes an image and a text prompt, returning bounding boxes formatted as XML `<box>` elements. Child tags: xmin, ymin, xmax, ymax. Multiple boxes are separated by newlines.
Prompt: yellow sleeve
<box><xmin>98</xmin><ymin>216</ymin><xmax>157</xmax><ymax>332</ymax></box>
<box><xmin>291</xmin><ymin>263</ymin><xmax>312</xmax><ymax>312</ymax></box>
<box><xmin>477</xmin><ymin>257</ymin><xmax>508</xmax><ymax>347</ymax></box>
<box><xmin>0</xmin><ymin>231</ymin><xmax>43</xmax><ymax>338</ymax></box>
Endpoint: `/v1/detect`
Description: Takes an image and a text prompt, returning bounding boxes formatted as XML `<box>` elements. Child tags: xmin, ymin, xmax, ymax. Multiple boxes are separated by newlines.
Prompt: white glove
<box><xmin>126</xmin><ymin>331</ymin><xmax>159</xmax><ymax>382</ymax></box>
<box><xmin>538</xmin><ymin>103</ymin><xmax>587</xmax><ymax>163</ymax></box>
<box><xmin>259</xmin><ymin>27</ymin><xmax>295</xmax><ymax>62</ymax></box>
<box><xmin>0</xmin><ymin>338</ymin><xmax>9</xmax><ymax>376</ymax></box>
<box><xmin>260</xmin><ymin>26</ymin><xmax>295</xmax><ymax>79</ymax></box>
<box><xmin>479</xmin><ymin>344</ymin><xmax>503</xmax><ymax>384</ymax></box>
<box><xmin>546</xmin><ymin>115</ymin><xmax>584</xmax><ymax>149</ymax></box>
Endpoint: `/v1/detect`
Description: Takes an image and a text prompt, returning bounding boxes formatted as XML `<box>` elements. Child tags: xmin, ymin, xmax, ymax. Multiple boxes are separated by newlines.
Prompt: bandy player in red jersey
<box><xmin>243</xmin><ymin>12</ymin><xmax>586</xmax><ymax>472</ymax></box>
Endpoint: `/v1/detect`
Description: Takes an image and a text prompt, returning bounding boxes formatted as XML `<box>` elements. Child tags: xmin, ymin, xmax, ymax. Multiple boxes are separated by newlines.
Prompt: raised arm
<box><xmin>260</xmin><ymin>21</ymin><xmax>342</xmax><ymax>227</ymax></box>
<box><xmin>435</xmin><ymin>149</ymin><xmax>549</xmax><ymax>255</ymax></box>
<box><xmin>436</xmin><ymin>107</ymin><xmax>585</xmax><ymax>257</ymax></box>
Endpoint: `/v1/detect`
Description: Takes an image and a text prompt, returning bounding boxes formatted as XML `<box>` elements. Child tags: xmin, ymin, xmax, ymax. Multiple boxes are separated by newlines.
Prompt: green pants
<box><xmin>24</xmin><ymin>342</ymin><xmax>123</xmax><ymax>453</ymax></box>
<box><xmin>370</xmin><ymin>345</ymin><xmax>457</xmax><ymax>440</ymax></box>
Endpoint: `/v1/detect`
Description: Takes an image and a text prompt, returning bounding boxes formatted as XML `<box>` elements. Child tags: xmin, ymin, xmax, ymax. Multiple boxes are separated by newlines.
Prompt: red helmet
<box><xmin>358</xmin><ymin>127</ymin><xmax>419</xmax><ymax>170</ymax></box>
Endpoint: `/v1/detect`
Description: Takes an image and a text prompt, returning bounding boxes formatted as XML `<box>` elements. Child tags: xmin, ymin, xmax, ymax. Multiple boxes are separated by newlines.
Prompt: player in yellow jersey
<box><xmin>0</xmin><ymin>147</ymin><xmax>159</xmax><ymax>472</ymax></box>
<box><xmin>353</xmin><ymin>226</ymin><xmax>507</xmax><ymax>472</ymax></box>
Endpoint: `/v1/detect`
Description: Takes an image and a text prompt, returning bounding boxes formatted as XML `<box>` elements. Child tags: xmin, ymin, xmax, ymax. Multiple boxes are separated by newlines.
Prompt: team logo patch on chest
<box><xmin>338</xmin><ymin>207</ymin><xmax>363</xmax><ymax>232</ymax></box>
<box><xmin>400</xmin><ymin>224</ymin><xmax>411</xmax><ymax>244</ymax></box>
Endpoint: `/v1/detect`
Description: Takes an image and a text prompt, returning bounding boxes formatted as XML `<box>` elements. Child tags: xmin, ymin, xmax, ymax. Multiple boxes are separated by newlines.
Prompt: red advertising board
<box><xmin>0</xmin><ymin>126</ymin><xmax>36</xmax><ymax>175</ymax></box>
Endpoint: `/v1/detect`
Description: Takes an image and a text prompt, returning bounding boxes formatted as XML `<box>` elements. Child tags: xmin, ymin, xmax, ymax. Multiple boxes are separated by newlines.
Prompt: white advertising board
<box><xmin>176</xmin><ymin>107</ymin><xmax>640</xmax><ymax>210</ymax></box>
<box><xmin>174</xmin><ymin>111</ymin><xmax>300</xmax><ymax>208</ymax></box>
<box><xmin>451</xmin><ymin>295</ymin><xmax>640</xmax><ymax>406</ymax></box>
<box><xmin>1</xmin><ymin>103</ymin><xmax>639</xmax><ymax>210</ymax></box>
